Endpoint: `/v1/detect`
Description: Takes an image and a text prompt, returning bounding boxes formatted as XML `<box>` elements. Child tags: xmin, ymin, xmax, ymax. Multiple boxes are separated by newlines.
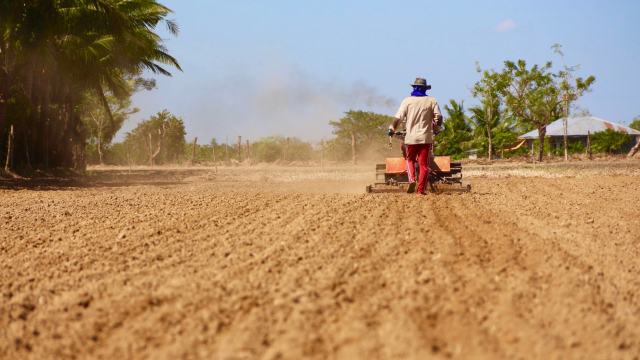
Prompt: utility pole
<box><xmin>487</xmin><ymin>91</ymin><xmax>493</xmax><ymax>161</ymax></box>
<box><xmin>487</xmin><ymin>94</ymin><xmax>492</xmax><ymax>161</ymax></box>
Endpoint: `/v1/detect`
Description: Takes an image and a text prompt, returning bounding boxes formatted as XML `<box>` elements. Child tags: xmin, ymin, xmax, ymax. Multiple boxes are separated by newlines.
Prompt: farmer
<box><xmin>388</xmin><ymin>78</ymin><xmax>443</xmax><ymax>195</ymax></box>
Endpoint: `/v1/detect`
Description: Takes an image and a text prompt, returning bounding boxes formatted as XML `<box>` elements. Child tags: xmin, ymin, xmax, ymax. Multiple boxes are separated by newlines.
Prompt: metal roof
<box><xmin>518</xmin><ymin>116</ymin><xmax>640</xmax><ymax>139</ymax></box>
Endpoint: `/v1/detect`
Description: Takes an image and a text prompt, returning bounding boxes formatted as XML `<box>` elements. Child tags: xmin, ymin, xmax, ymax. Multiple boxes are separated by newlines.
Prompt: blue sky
<box><xmin>118</xmin><ymin>0</ymin><xmax>640</xmax><ymax>143</ymax></box>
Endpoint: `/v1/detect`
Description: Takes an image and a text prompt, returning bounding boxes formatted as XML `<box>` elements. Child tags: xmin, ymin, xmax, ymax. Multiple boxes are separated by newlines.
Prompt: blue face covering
<box><xmin>411</xmin><ymin>86</ymin><xmax>428</xmax><ymax>97</ymax></box>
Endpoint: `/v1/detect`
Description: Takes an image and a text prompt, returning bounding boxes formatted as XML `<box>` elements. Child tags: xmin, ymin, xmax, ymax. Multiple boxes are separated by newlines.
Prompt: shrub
<box><xmin>590</xmin><ymin>129</ymin><xmax>632</xmax><ymax>153</ymax></box>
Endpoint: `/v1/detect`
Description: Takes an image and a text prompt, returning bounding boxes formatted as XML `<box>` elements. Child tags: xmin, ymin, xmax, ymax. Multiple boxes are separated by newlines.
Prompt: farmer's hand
<box><xmin>387</xmin><ymin>130</ymin><xmax>394</xmax><ymax>136</ymax></box>
<box><xmin>433</xmin><ymin>124</ymin><xmax>442</xmax><ymax>135</ymax></box>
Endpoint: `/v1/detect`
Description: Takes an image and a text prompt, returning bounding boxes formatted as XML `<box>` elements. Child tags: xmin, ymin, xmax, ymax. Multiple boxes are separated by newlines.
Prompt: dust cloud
<box><xmin>186</xmin><ymin>68</ymin><xmax>398</xmax><ymax>143</ymax></box>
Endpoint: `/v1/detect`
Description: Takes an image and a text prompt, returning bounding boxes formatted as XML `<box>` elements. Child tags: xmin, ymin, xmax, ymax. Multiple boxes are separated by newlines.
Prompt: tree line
<box><xmin>91</xmin><ymin>103</ymin><xmax>638</xmax><ymax>167</ymax></box>
<box><xmin>89</xmin><ymin>109</ymin><xmax>392</xmax><ymax>166</ymax></box>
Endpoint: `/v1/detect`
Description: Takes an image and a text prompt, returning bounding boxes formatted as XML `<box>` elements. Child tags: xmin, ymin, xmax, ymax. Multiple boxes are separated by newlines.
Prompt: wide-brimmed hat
<box><xmin>410</xmin><ymin>77</ymin><xmax>431</xmax><ymax>90</ymax></box>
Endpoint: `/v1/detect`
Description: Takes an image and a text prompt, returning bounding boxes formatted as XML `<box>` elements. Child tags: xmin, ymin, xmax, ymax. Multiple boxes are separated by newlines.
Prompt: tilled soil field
<box><xmin>1</xmin><ymin>165</ymin><xmax>639</xmax><ymax>360</ymax></box>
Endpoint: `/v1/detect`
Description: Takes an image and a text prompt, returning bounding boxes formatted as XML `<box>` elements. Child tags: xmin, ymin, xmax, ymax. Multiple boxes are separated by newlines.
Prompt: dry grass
<box><xmin>464</xmin><ymin>161</ymin><xmax>640</xmax><ymax>178</ymax></box>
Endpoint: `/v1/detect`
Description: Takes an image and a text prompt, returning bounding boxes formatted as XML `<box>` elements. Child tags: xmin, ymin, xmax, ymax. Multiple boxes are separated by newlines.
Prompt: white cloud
<box><xmin>494</xmin><ymin>19</ymin><xmax>517</xmax><ymax>33</ymax></box>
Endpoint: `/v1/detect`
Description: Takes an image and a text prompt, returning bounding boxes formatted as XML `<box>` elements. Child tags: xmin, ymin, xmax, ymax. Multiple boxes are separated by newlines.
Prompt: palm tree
<box><xmin>434</xmin><ymin>100</ymin><xmax>473</xmax><ymax>157</ymax></box>
<box><xmin>0</xmin><ymin>0</ymin><xmax>181</xmax><ymax>170</ymax></box>
<box><xmin>467</xmin><ymin>100</ymin><xmax>500</xmax><ymax>160</ymax></box>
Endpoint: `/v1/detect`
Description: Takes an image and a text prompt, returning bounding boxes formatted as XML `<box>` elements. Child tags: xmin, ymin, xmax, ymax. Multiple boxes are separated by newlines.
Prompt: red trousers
<box><xmin>405</xmin><ymin>143</ymin><xmax>432</xmax><ymax>194</ymax></box>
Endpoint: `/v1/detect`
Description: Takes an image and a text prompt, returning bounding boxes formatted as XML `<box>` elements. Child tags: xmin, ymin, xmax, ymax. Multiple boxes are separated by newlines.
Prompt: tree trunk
<box><xmin>627</xmin><ymin>136</ymin><xmax>640</xmax><ymax>158</ymax></box>
<box><xmin>487</xmin><ymin>104</ymin><xmax>492</xmax><ymax>160</ymax></box>
<box><xmin>587</xmin><ymin>131</ymin><xmax>592</xmax><ymax>160</ymax></box>
<box><xmin>191</xmin><ymin>137</ymin><xmax>198</xmax><ymax>164</ymax></box>
<box><xmin>97</xmin><ymin>126</ymin><xmax>104</xmax><ymax>165</ymax></box>
<box><xmin>92</xmin><ymin>110</ymin><xmax>105</xmax><ymax>165</ymax></box>
<box><xmin>487</xmin><ymin>124</ymin><xmax>493</xmax><ymax>160</ymax></box>
<box><xmin>5</xmin><ymin>125</ymin><xmax>13</xmax><ymax>170</ymax></box>
<box><xmin>148</xmin><ymin>132</ymin><xmax>153</xmax><ymax>165</ymax></box>
<box><xmin>537</xmin><ymin>125</ymin><xmax>546</xmax><ymax>162</ymax></box>
<box><xmin>564</xmin><ymin>117</ymin><xmax>569</xmax><ymax>162</ymax></box>
<box><xmin>150</xmin><ymin>124</ymin><xmax>165</xmax><ymax>165</ymax></box>
<box><xmin>237</xmin><ymin>136</ymin><xmax>241</xmax><ymax>162</ymax></box>
<box><xmin>350</xmin><ymin>131</ymin><xmax>357</xmax><ymax>165</ymax></box>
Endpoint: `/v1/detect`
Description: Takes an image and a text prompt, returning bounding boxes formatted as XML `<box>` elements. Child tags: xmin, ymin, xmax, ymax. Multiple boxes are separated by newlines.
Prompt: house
<box><xmin>518</xmin><ymin>116</ymin><xmax>640</xmax><ymax>153</ymax></box>
<box><xmin>465</xmin><ymin>149</ymin><xmax>478</xmax><ymax>160</ymax></box>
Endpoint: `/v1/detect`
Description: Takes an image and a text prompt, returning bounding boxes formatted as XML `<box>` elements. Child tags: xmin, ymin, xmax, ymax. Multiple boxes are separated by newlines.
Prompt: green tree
<box><xmin>318</xmin><ymin>138</ymin><xmax>350</xmax><ymax>162</ymax></box>
<box><xmin>590</xmin><ymin>129</ymin><xmax>632</xmax><ymax>153</ymax></box>
<box><xmin>552</xmin><ymin>44</ymin><xmax>595</xmax><ymax>160</ymax></box>
<box><xmin>249</xmin><ymin>136</ymin><xmax>313</xmax><ymax>163</ymax></box>
<box><xmin>470</xmin><ymin>63</ymin><xmax>504</xmax><ymax>160</ymax></box>
<box><xmin>328</xmin><ymin>110</ymin><xmax>392</xmax><ymax>161</ymax></box>
<box><xmin>0</xmin><ymin>0</ymin><xmax>181</xmax><ymax>171</ymax></box>
<box><xmin>80</xmin><ymin>76</ymin><xmax>156</xmax><ymax>164</ymax></box>
<box><xmin>163</xmin><ymin>114</ymin><xmax>188</xmax><ymax>163</ymax></box>
<box><xmin>467</xmin><ymin>105</ymin><xmax>499</xmax><ymax>158</ymax></box>
<box><xmin>496</xmin><ymin>59</ymin><xmax>595</xmax><ymax>161</ymax></box>
<box><xmin>629</xmin><ymin>116</ymin><xmax>640</xmax><ymax>131</ymax></box>
<box><xmin>253</xmin><ymin>136</ymin><xmax>285</xmax><ymax>163</ymax></box>
<box><xmin>125</xmin><ymin>110</ymin><xmax>186</xmax><ymax>165</ymax></box>
<box><xmin>573</xmin><ymin>107</ymin><xmax>592</xmax><ymax>117</ymax></box>
<box><xmin>492</xmin><ymin>116</ymin><xmax>520</xmax><ymax>158</ymax></box>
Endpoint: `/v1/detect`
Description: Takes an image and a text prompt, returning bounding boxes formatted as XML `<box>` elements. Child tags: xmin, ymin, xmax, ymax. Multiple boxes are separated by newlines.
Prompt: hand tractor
<box><xmin>365</xmin><ymin>131</ymin><xmax>471</xmax><ymax>194</ymax></box>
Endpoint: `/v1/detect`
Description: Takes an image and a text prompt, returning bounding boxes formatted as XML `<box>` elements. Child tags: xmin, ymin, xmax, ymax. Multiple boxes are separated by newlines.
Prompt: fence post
<box><xmin>237</xmin><ymin>136</ymin><xmax>242</xmax><ymax>162</ymax></box>
<box><xmin>4</xmin><ymin>125</ymin><xmax>13</xmax><ymax>171</ymax></box>
<box><xmin>245</xmin><ymin>140</ymin><xmax>250</xmax><ymax>160</ymax></box>
<box><xmin>191</xmin><ymin>137</ymin><xmax>198</xmax><ymax>165</ymax></box>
